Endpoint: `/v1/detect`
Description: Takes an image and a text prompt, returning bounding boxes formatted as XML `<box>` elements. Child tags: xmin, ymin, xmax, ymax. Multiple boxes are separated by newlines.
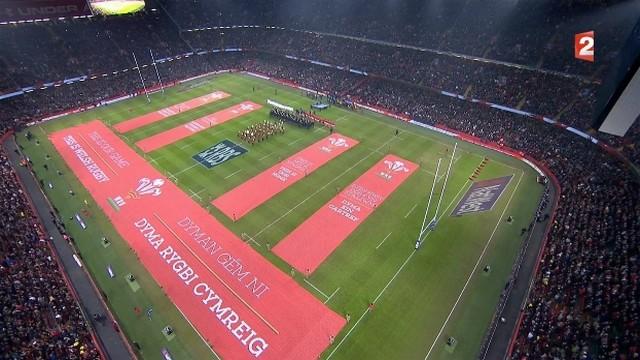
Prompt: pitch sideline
<box><xmin>423</xmin><ymin>171</ymin><xmax>523</xmax><ymax>359</ymax></box>
<box><xmin>326</xmin><ymin>177</ymin><xmax>472</xmax><ymax>359</ymax></box>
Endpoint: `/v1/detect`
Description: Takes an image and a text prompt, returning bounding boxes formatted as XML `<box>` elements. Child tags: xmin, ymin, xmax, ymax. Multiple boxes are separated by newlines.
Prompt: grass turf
<box><xmin>16</xmin><ymin>72</ymin><xmax>543</xmax><ymax>360</ymax></box>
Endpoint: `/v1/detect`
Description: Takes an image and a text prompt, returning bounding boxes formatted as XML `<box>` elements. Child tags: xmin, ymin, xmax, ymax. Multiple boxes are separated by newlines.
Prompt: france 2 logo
<box><xmin>575</xmin><ymin>31</ymin><xmax>595</xmax><ymax>62</ymax></box>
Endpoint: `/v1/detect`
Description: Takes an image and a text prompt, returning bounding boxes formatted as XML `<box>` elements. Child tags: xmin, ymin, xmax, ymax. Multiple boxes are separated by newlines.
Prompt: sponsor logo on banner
<box><xmin>378</xmin><ymin>160</ymin><xmax>409</xmax><ymax>181</ymax></box>
<box><xmin>0</xmin><ymin>0</ymin><xmax>91</xmax><ymax>22</ymax></box>
<box><xmin>192</xmin><ymin>140</ymin><xmax>247</xmax><ymax>169</ymax></box>
<box><xmin>451</xmin><ymin>175</ymin><xmax>513</xmax><ymax>216</ymax></box>
<box><xmin>231</xmin><ymin>103</ymin><xmax>257</xmax><ymax>114</ymax></box>
<box><xmin>321</xmin><ymin>136</ymin><xmax>350</xmax><ymax>153</ymax></box>
<box><xmin>108</xmin><ymin>177</ymin><xmax>165</xmax><ymax>211</ymax></box>
<box><xmin>203</xmin><ymin>91</ymin><xmax>227</xmax><ymax>101</ymax></box>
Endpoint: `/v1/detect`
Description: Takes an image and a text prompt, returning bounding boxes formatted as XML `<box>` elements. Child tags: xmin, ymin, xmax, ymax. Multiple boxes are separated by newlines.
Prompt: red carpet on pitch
<box><xmin>135</xmin><ymin>101</ymin><xmax>261</xmax><ymax>153</ymax></box>
<box><xmin>212</xmin><ymin>134</ymin><xmax>359</xmax><ymax>220</ymax></box>
<box><xmin>50</xmin><ymin>120</ymin><xmax>345</xmax><ymax>360</ymax></box>
<box><xmin>274</xmin><ymin>154</ymin><xmax>418</xmax><ymax>274</ymax></box>
<box><xmin>114</xmin><ymin>91</ymin><xmax>230</xmax><ymax>133</ymax></box>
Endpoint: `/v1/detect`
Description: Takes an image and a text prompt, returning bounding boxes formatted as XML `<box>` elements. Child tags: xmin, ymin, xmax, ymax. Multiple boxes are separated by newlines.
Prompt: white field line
<box><xmin>248</xmin><ymin>238</ymin><xmax>262</xmax><ymax>247</ymax></box>
<box><xmin>375</xmin><ymin>232</ymin><xmax>393</xmax><ymax>249</ymax></box>
<box><xmin>174</xmin><ymin>163</ymin><xmax>198</xmax><ymax>176</ymax></box>
<box><xmin>333</xmin><ymin>106</ymin><xmax>449</xmax><ymax>147</ymax></box>
<box><xmin>421</xmin><ymin>168</ymin><xmax>436</xmax><ymax>176</ymax></box>
<box><xmin>327</xmin><ymin>178</ymin><xmax>471</xmax><ymax>359</ymax></box>
<box><xmin>179</xmin><ymin>142</ymin><xmax>197</xmax><ymax>150</ymax></box>
<box><xmin>174</xmin><ymin>305</ymin><xmax>221</xmax><ymax>360</ymax></box>
<box><xmin>242</xmin><ymin>233</ymin><xmax>262</xmax><ymax>247</ymax></box>
<box><xmin>147</xmin><ymin>128</ymin><xmax>232</xmax><ymax>162</ymax></box>
<box><xmin>404</xmin><ymin>204</ymin><xmax>418</xmax><ymax>218</ymax></box>
<box><xmin>367</xmin><ymin>147</ymin><xmax>385</xmax><ymax>156</ymax></box>
<box><xmin>258</xmin><ymin>152</ymin><xmax>273</xmax><ymax>161</ymax></box>
<box><xmin>188</xmin><ymin>188</ymin><xmax>202</xmax><ymax>200</ymax></box>
<box><xmin>417</xmin><ymin>153</ymin><xmax>460</xmax><ymax>180</ymax></box>
<box><xmin>253</xmin><ymin>136</ymin><xmax>398</xmax><ymax>238</ymax></box>
<box><xmin>423</xmin><ymin>171</ymin><xmax>523</xmax><ymax>360</ymax></box>
<box><xmin>324</xmin><ymin>287</ymin><xmax>341</xmax><ymax>304</ymax></box>
<box><xmin>333</xmin><ymin>105</ymin><xmax>520</xmax><ymax>173</ymax></box>
<box><xmin>288</xmin><ymin>138</ymin><xmax>305</xmax><ymax>146</ymax></box>
<box><xmin>303</xmin><ymin>279</ymin><xmax>329</xmax><ymax>299</ymax></box>
<box><xmin>224</xmin><ymin>169</ymin><xmax>242</xmax><ymax>179</ymax></box>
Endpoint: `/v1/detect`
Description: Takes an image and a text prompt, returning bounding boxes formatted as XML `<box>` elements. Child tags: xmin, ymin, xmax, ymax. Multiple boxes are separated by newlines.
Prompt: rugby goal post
<box><xmin>415</xmin><ymin>158</ymin><xmax>441</xmax><ymax>249</ymax></box>
<box><xmin>414</xmin><ymin>142</ymin><xmax>458</xmax><ymax>249</ymax></box>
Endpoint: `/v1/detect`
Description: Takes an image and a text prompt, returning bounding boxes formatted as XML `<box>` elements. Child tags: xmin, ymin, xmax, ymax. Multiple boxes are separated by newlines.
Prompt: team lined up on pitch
<box><xmin>238</xmin><ymin>120</ymin><xmax>286</xmax><ymax>145</ymax></box>
<box><xmin>270</xmin><ymin>108</ymin><xmax>315</xmax><ymax>128</ymax></box>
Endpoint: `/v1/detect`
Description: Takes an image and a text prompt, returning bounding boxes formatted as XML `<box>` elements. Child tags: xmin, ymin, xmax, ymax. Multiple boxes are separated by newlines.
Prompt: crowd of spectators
<box><xmin>163</xmin><ymin>0</ymin><xmax>638</xmax><ymax>77</ymax></box>
<box><xmin>1</xmin><ymin>6</ymin><xmax>637</xmax><ymax>155</ymax></box>
<box><xmin>0</xmin><ymin>52</ymin><xmax>248</xmax><ymax>127</ymax></box>
<box><xmin>0</xmin><ymin>3</ymin><xmax>639</xmax><ymax>359</ymax></box>
<box><xmin>0</xmin><ymin>17</ymin><xmax>617</xmax><ymax>140</ymax></box>
<box><xmin>243</xmin><ymin>57</ymin><xmax>639</xmax><ymax>359</ymax></box>
<box><xmin>0</xmin><ymin>148</ymin><xmax>99</xmax><ymax>358</ymax></box>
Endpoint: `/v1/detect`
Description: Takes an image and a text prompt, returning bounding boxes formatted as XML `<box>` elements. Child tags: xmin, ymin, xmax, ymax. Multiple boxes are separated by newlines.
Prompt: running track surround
<box><xmin>114</xmin><ymin>91</ymin><xmax>230</xmax><ymax>133</ymax></box>
<box><xmin>274</xmin><ymin>154</ymin><xmax>418</xmax><ymax>274</ymax></box>
<box><xmin>135</xmin><ymin>101</ymin><xmax>262</xmax><ymax>153</ymax></box>
<box><xmin>50</xmin><ymin>120</ymin><xmax>345</xmax><ymax>360</ymax></box>
<box><xmin>212</xmin><ymin>134</ymin><xmax>359</xmax><ymax>220</ymax></box>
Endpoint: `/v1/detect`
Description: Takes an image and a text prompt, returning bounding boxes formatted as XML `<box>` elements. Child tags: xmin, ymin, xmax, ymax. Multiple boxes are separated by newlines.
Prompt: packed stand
<box><xmin>249</xmin><ymin>58</ymin><xmax>640</xmax><ymax>359</ymax></box>
<box><xmin>0</xmin><ymin>52</ymin><xmax>248</xmax><ymax>127</ymax></box>
<box><xmin>1</xmin><ymin>9</ymin><xmax>634</xmax><ymax>151</ymax></box>
<box><xmin>164</xmin><ymin>0</ymin><xmax>638</xmax><ymax>77</ymax></box>
<box><xmin>0</xmin><ymin>10</ymin><xmax>639</xmax><ymax>359</ymax></box>
<box><xmin>0</xmin><ymin>150</ymin><xmax>99</xmax><ymax>359</ymax></box>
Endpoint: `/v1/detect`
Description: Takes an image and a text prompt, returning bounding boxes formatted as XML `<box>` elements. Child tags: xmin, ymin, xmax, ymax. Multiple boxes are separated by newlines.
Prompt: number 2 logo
<box><xmin>575</xmin><ymin>31</ymin><xmax>595</xmax><ymax>62</ymax></box>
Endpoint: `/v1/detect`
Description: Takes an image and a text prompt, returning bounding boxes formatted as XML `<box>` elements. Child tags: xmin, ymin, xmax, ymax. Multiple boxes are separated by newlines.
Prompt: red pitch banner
<box><xmin>50</xmin><ymin>121</ymin><xmax>345</xmax><ymax>360</ymax></box>
<box><xmin>274</xmin><ymin>154</ymin><xmax>418</xmax><ymax>274</ymax></box>
<box><xmin>135</xmin><ymin>101</ymin><xmax>261</xmax><ymax>153</ymax></box>
<box><xmin>212</xmin><ymin>134</ymin><xmax>359</xmax><ymax>220</ymax></box>
<box><xmin>114</xmin><ymin>91</ymin><xmax>230</xmax><ymax>133</ymax></box>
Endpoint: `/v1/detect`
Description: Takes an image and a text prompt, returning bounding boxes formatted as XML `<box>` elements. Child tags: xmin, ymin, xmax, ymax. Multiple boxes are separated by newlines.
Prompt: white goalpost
<box><xmin>415</xmin><ymin>142</ymin><xmax>458</xmax><ymax>249</ymax></box>
<box><xmin>149</xmin><ymin>48</ymin><xmax>165</xmax><ymax>95</ymax></box>
<box><xmin>416</xmin><ymin>158</ymin><xmax>441</xmax><ymax>243</ymax></box>
<box><xmin>430</xmin><ymin>142</ymin><xmax>457</xmax><ymax>228</ymax></box>
<box><xmin>132</xmin><ymin>51</ymin><xmax>151</xmax><ymax>103</ymax></box>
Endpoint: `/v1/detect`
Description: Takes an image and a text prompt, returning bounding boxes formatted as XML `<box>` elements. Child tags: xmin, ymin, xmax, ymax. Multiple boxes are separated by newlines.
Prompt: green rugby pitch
<box><xmin>17</xmin><ymin>72</ymin><xmax>543</xmax><ymax>359</ymax></box>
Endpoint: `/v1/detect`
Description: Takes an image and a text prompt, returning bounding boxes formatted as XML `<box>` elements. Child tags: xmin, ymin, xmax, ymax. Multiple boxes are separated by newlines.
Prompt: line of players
<box><xmin>237</xmin><ymin>119</ymin><xmax>286</xmax><ymax>144</ymax></box>
<box><xmin>270</xmin><ymin>108</ymin><xmax>315</xmax><ymax>128</ymax></box>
